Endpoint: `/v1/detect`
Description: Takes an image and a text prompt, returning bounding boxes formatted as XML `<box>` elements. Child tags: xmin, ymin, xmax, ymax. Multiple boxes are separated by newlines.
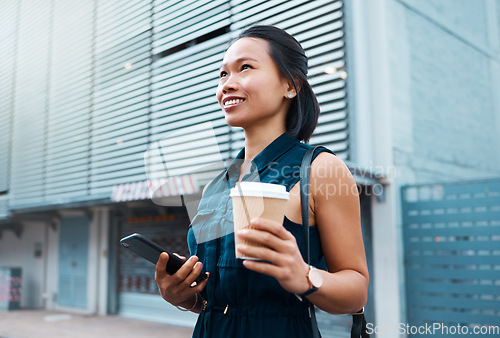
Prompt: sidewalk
<box><xmin>0</xmin><ymin>309</ymin><xmax>194</xmax><ymax>338</ymax></box>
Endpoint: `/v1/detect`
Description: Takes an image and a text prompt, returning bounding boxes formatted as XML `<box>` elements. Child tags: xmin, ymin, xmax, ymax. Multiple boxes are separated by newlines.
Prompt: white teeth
<box><xmin>224</xmin><ymin>98</ymin><xmax>244</xmax><ymax>106</ymax></box>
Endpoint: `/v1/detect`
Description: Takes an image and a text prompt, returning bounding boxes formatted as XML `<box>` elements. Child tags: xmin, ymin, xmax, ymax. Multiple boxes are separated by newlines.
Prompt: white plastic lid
<box><xmin>230</xmin><ymin>182</ymin><xmax>289</xmax><ymax>200</ymax></box>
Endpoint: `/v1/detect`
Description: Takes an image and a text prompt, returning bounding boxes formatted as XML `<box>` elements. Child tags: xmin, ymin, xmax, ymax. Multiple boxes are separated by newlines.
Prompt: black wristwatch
<box><xmin>295</xmin><ymin>265</ymin><xmax>323</xmax><ymax>301</ymax></box>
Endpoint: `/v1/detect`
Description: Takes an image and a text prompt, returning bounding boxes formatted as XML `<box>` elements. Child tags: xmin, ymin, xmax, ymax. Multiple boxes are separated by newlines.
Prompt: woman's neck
<box><xmin>243</xmin><ymin>124</ymin><xmax>286</xmax><ymax>161</ymax></box>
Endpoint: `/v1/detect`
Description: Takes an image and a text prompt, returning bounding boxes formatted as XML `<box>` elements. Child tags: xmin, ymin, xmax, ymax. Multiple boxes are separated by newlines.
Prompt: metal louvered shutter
<box><xmin>152</xmin><ymin>0</ymin><xmax>231</xmax><ymax>55</ymax></box>
<box><xmin>45</xmin><ymin>1</ymin><xmax>94</xmax><ymax>202</ymax></box>
<box><xmin>10</xmin><ymin>0</ymin><xmax>51</xmax><ymax>207</ymax></box>
<box><xmin>150</xmin><ymin>0</ymin><xmax>233</xmax><ymax>186</ymax></box>
<box><xmin>91</xmin><ymin>0</ymin><xmax>153</xmax><ymax>195</ymax></box>
<box><xmin>150</xmin><ymin>33</ymin><xmax>232</xmax><ymax>185</ymax></box>
<box><xmin>230</xmin><ymin>0</ymin><xmax>349</xmax><ymax>159</ymax></box>
<box><xmin>0</xmin><ymin>1</ymin><xmax>18</xmax><ymax>194</ymax></box>
<box><xmin>4</xmin><ymin>0</ymin><xmax>349</xmax><ymax>211</ymax></box>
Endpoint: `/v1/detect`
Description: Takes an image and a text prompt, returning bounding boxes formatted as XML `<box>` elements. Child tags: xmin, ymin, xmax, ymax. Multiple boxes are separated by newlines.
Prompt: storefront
<box><xmin>108</xmin><ymin>176</ymin><xmax>201</xmax><ymax>326</ymax></box>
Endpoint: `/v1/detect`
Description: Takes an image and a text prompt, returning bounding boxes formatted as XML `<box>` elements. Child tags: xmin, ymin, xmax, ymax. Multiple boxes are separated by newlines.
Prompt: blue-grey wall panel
<box><xmin>58</xmin><ymin>216</ymin><xmax>89</xmax><ymax>308</ymax></box>
<box><xmin>149</xmin><ymin>32</ymin><xmax>231</xmax><ymax>182</ymax></box>
<box><xmin>10</xmin><ymin>0</ymin><xmax>51</xmax><ymax>207</ymax></box>
<box><xmin>90</xmin><ymin>0</ymin><xmax>152</xmax><ymax>195</ymax></box>
<box><xmin>46</xmin><ymin>0</ymin><xmax>94</xmax><ymax>202</ymax></box>
<box><xmin>403</xmin><ymin>180</ymin><xmax>500</xmax><ymax>332</ymax></box>
<box><xmin>0</xmin><ymin>0</ymin><xmax>18</xmax><ymax>194</ymax></box>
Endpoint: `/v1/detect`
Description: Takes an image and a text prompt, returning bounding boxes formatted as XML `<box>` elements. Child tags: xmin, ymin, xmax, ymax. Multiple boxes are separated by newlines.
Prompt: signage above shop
<box><xmin>111</xmin><ymin>176</ymin><xmax>199</xmax><ymax>202</ymax></box>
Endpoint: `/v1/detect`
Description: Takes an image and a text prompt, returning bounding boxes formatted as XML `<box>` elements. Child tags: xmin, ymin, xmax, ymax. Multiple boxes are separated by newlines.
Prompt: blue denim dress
<box><xmin>187</xmin><ymin>133</ymin><xmax>333</xmax><ymax>338</ymax></box>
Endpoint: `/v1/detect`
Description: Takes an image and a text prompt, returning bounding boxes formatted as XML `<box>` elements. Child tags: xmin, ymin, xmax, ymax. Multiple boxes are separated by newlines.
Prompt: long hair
<box><xmin>238</xmin><ymin>25</ymin><xmax>320</xmax><ymax>142</ymax></box>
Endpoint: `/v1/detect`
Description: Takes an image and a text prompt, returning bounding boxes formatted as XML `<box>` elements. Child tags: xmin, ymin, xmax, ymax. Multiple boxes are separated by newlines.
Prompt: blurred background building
<box><xmin>0</xmin><ymin>0</ymin><xmax>499</xmax><ymax>337</ymax></box>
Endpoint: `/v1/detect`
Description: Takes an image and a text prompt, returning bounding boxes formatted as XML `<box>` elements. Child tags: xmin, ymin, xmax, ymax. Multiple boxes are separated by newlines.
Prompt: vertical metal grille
<box><xmin>402</xmin><ymin>180</ymin><xmax>500</xmax><ymax>336</ymax></box>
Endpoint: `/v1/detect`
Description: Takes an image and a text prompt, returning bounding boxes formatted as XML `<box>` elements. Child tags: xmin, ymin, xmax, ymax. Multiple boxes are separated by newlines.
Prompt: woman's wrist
<box><xmin>175</xmin><ymin>293</ymin><xmax>199</xmax><ymax>312</ymax></box>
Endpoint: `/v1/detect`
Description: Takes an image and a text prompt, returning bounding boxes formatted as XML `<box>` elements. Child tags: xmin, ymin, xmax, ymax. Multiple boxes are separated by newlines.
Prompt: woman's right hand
<box><xmin>155</xmin><ymin>253</ymin><xmax>209</xmax><ymax>309</ymax></box>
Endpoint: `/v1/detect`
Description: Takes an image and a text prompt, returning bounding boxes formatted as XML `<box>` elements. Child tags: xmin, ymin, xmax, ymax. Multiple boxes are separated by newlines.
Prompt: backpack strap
<box><xmin>300</xmin><ymin>146</ymin><xmax>322</xmax><ymax>338</ymax></box>
<box><xmin>300</xmin><ymin>146</ymin><xmax>369</xmax><ymax>338</ymax></box>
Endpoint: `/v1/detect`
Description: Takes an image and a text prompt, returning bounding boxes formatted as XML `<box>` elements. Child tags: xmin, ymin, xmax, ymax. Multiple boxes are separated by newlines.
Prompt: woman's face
<box><xmin>216</xmin><ymin>37</ymin><xmax>292</xmax><ymax>130</ymax></box>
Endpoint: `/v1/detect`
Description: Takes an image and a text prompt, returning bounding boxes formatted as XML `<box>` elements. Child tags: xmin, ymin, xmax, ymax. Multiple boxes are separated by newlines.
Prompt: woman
<box><xmin>155</xmin><ymin>25</ymin><xmax>369</xmax><ymax>337</ymax></box>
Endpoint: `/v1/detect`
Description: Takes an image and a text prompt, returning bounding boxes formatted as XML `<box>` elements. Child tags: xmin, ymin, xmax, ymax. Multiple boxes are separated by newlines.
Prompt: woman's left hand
<box><xmin>236</xmin><ymin>217</ymin><xmax>310</xmax><ymax>295</ymax></box>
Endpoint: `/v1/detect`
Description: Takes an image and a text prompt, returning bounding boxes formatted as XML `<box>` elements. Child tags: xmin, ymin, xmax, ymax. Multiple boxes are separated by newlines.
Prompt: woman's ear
<box><xmin>284</xmin><ymin>77</ymin><xmax>301</xmax><ymax>99</ymax></box>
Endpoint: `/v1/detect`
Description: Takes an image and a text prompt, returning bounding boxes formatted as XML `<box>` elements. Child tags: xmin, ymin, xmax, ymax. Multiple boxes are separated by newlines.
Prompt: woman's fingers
<box><xmin>156</xmin><ymin>254</ymin><xmax>201</xmax><ymax>287</ymax></box>
<box><xmin>237</xmin><ymin>229</ymin><xmax>289</xmax><ymax>254</ymax></box>
<box><xmin>183</xmin><ymin>261</ymin><xmax>205</xmax><ymax>287</ymax></box>
<box><xmin>236</xmin><ymin>243</ymin><xmax>280</xmax><ymax>264</ymax></box>
<box><xmin>241</xmin><ymin>259</ymin><xmax>282</xmax><ymax>277</ymax></box>
<box><xmin>250</xmin><ymin>218</ymin><xmax>295</xmax><ymax>241</ymax></box>
<box><xmin>236</xmin><ymin>221</ymin><xmax>296</xmax><ymax>255</ymax></box>
<box><xmin>186</xmin><ymin>264</ymin><xmax>210</xmax><ymax>289</ymax></box>
<box><xmin>235</xmin><ymin>218</ymin><xmax>299</xmax><ymax>266</ymax></box>
<box><xmin>155</xmin><ymin>253</ymin><xmax>209</xmax><ymax>306</ymax></box>
<box><xmin>173</xmin><ymin>252</ymin><xmax>186</xmax><ymax>260</ymax></box>
<box><xmin>235</xmin><ymin>217</ymin><xmax>309</xmax><ymax>294</ymax></box>
<box><xmin>155</xmin><ymin>252</ymin><xmax>170</xmax><ymax>281</ymax></box>
<box><xmin>173</xmin><ymin>256</ymin><xmax>199</xmax><ymax>283</ymax></box>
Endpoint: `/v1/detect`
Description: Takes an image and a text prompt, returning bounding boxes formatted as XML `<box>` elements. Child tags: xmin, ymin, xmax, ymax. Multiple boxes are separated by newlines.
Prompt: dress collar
<box><xmin>230</xmin><ymin>132</ymin><xmax>300</xmax><ymax>172</ymax></box>
<box><xmin>251</xmin><ymin>132</ymin><xmax>300</xmax><ymax>171</ymax></box>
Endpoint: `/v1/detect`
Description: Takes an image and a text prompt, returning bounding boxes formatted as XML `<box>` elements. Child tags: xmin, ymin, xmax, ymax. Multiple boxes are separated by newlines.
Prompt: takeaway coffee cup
<box><xmin>230</xmin><ymin>182</ymin><xmax>289</xmax><ymax>259</ymax></box>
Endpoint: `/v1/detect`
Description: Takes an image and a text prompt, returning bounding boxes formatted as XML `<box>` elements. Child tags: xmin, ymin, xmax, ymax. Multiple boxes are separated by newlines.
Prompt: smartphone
<box><xmin>120</xmin><ymin>233</ymin><xmax>207</xmax><ymax>284</ymax></box>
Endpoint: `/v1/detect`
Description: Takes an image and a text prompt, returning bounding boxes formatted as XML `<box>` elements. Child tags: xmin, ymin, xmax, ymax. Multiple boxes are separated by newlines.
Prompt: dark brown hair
<box><xmin>238</xmin><ymin>25</ymin><xmax>320</xmax><ymax>142</ymax></box>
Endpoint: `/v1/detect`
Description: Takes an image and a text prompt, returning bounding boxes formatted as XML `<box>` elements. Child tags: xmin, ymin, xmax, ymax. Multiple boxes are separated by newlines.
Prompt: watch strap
<box><xmin>299</xmin><ymin>286</ymin><xmax>318</xmax><ymax>298</ymax></box>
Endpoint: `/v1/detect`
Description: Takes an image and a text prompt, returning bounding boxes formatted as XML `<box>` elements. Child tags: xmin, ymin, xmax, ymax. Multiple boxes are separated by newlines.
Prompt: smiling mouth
<box><xmin>224</xmin><ymin>98</ymin><xmax>245</xmax><ymax>107</ymax></box>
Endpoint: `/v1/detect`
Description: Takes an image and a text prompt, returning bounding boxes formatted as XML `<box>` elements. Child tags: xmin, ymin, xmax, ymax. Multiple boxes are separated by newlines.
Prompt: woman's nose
<box><xmin>221</xmin><ymin>75</ymin><xmax>239</xmax><ymax>94</ymax></box>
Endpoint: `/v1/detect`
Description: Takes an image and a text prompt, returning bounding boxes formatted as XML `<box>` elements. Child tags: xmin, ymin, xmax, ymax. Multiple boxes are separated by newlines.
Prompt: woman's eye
<box><xmin>219</xmin><ymin>70</ymin><xmax>228</xmax><ymax>78</ymax></box>
<box><xmin>241</xmin><ymin>64</ymin><xmax>252</xmax><ymax>70</ymax></box>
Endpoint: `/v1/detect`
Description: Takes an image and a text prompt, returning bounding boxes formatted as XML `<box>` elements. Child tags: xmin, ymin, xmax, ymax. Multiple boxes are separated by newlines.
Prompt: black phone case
<box><xmin>120</xmin><ymin>233</ymin><xmax>207</xmax><ymax>284</ymax></box>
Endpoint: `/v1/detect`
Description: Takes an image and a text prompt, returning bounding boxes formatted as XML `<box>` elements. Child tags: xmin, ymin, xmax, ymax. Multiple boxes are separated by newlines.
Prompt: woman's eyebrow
<box><xmin>220</xmin><ymin>56</ymin><xmax>259</xmax><ymax>70</ymax></box>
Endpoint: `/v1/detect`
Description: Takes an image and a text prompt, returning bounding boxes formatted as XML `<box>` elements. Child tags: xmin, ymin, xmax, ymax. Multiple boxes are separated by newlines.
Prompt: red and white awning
<box><xmin>111</xmin><ymin>175</ymin><xmax>199</xmax><ymax>202</ymax></box>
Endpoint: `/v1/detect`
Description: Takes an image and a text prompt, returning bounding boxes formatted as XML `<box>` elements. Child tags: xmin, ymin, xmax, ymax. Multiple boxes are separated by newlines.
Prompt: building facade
<box><xmin>1</xmin><ymin>0</ymin><xmax>499</xmax><ymax>337</ymax></box>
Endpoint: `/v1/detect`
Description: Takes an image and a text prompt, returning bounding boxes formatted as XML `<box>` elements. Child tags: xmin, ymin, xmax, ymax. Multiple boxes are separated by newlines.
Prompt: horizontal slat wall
<box><xmin>0</xmin><ymin>0</ymin><xmax>18</xmax><ymax>194</ymax></box>
<box><xmin>230</xmin><ymin>0</ymin><xmax>349</xmax><ymax>160</ymax></box>
<box><xmin>150</xmin><ymin>1</ymin><xmax>232</xmax><ymax>185</ymax></box>
<box><xmin>402</xmin><ymin>180</ymin><xmax>500</xmax><ymax>333</ymax></box>
<box><xmin>91</xmin><ymin>0</ymin><xmax>153</xmax><ymax>195</ymax></box>
<box><xmin>45</xmin><ymin>0</ymin><xmax>94</xmax><ymax>202</ymax></box>
<box><xmin>10</xmin><ymin>0</ymin><xmax>51</xmax><ymax>207</ymax></box>
<box><xmin>152</xmin><ymin>0</ymin><xmax>231</xmax><ymax>55</ymax></box>
<box><xmin>4</xmin><ymin>0</ymin><xmax>351</xmax><ymax>214</ymax></box>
